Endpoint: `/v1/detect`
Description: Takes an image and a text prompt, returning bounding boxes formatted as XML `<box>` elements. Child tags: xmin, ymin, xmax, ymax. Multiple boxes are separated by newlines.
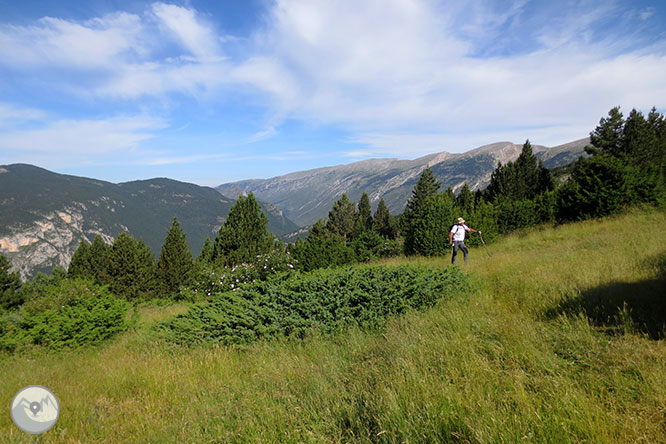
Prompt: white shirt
<box><xmin>450</xmin><ymin>224</ymin><xmax>468</xmax><ymax>242</ymax></box>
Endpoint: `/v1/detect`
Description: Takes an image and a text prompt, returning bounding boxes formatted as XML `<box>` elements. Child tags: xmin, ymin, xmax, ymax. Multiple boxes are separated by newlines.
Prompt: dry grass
<box><xmin>1</xmin><ymin>209</ymin><xmax>665</xmax><ymax>443</ymax></box>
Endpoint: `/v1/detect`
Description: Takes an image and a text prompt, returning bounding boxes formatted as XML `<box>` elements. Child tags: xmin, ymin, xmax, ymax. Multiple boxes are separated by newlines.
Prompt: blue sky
<box><xmin>0</xmin><ymin>0</ymin><xmax>664</xmax><ymax>186</ymax></box>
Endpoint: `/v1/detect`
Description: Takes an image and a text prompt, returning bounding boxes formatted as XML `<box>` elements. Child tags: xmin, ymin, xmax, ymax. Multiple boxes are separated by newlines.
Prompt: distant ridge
<box><xmin>218</xmin><ymin>138</ymin><xmax>589</xmax><ymax>226</ymax></box>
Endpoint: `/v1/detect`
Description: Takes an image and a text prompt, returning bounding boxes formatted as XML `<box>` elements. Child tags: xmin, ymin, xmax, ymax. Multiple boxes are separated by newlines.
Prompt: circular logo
<box><xmin>10</xmin><ymin>385</ymin><xmax>60</xmax><ymax>434</ymax></box>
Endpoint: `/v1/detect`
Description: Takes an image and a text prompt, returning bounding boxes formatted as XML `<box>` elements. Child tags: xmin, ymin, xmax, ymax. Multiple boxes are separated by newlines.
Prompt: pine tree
<box><xmin>213</xmin><ymin>193</ymin><xmax>274</xmax><ymax>267</ymax></box>
<box><xmin>288</xmin><ymin>220</ymin><xmax>355</xmax><ymax>271</ymax></box>
<box><xmin>590</xmin><ymin>106</ymin><xmax>625</xmax><ymax>157</ymax></box>
<box><xmin>407</xmin><ymin>194</ymin><xmax>454</xmax><ymax>256</ymax></box>
<box><xmin>89</xmin><ymin>235</ymin><xmax>110</xmax><ymax>285</ymax></box>
<box><xmin>326</xmin><ymin>193</ymin><xmax>357</xmax><ymax>243</ymax></box>
<box><xmin>107</xmin><ymin>232</ymin><xmax>157</xmax><ymax>300</ymax></box>
<box><xmin>0</xmin><ymin>253</ymin><xmax>21</xmax><ymax>310</ymax></box>
<box><xmin>455</xmin><ymin>184</ymin><xmax>474</xmax><ymax>215</ymax></box>
<box><xmin>357</xmin><ymin>192</ymin><xmax>373</xmax><ymax>233</ymax></box>
<box><xmin>443</xmin><ymin>186</ymin><xmax>456</xmax><ymax>204</ymax></box>
<box><xmin>197</xmin><ymin>236</ymin><xmax>214</xmax><ymax>264</ymax></box>
<box><xmin>157</xmin><ymin>217</ymin><xmax>194</xmax><ymax>296</ymax></box>
<box><xmin>485</xmin><ymin>140</ymin><xmax>553</xmax><ymax>203</ymax></box>
<box><xmin>373</xmin><ymin>199</ymin><xmax>396</xmax><ymax>239</ymax></box>
<box><xmin>403</xmin><ymin>168</ymin><xmax>441</xmax><ymax>255</ymax></box>
<box><xmin>68</xmin><ymin>238</ymin><xmax>92</xmax><ymax>279</ymax></box>
<box><xmin>405</xmin><ymin>168</ymin><xmax>440</xmax><ymax>218</ymax></box>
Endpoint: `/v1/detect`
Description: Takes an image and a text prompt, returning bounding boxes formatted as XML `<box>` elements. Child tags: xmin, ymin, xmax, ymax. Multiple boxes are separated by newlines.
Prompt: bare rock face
<box><xmin>0</xmin><ymin>205</ymin><xmax>115</xmax><ymax>280</ymax></box>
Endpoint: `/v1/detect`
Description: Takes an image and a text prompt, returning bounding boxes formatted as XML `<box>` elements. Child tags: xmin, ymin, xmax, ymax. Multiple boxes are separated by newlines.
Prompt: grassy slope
<box><xmin>1</xmin><ymin>209</ymin><xmax>665</xmax><ymax>443</ymax></box>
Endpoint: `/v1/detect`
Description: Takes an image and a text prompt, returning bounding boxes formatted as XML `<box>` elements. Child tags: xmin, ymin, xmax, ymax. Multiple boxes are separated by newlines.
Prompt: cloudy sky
<box><xmin>0</xmin><ymin>0</ymin><xmax>664</xmax><ymax>185</ymax></box>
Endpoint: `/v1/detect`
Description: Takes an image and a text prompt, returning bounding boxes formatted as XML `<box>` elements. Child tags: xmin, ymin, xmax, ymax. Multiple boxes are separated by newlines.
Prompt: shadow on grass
<box><xmin>547</xmin><ymin>252</ymin><xmax>666</xmax><ymax>339</ymax></box>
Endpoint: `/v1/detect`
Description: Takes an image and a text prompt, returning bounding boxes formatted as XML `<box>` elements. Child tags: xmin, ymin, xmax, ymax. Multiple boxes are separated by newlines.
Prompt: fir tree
<box><xmin>0</xmin><ymin>253</ymin><xmax>21</xmax><ymax>310</ymax></box>
<box><xmin>590</xmin><ymin>106</ymin><xmax>625</xmax><ymax>157</ymax></box>
<box><xmin>68</xmin><ymin>238</ymin><xmax>92</xmax><ymax>279</ymax></box>
<box><xmin>288</xmin><ymin>220</ymin><xmax>355</xmax><ymax>271</ymax></box>
<box><xmin>485</xmin><ymin>140</ymin><xmax>553</xmax><ymax>202</ymax></box>
<box><xmin>406</xmin><ymin>194</ymin><xmax>454</xmax><ymax>256</ymax></box>
<box><xmin>326</xmin><ymin>193</ymin><xmax>357</xmax><ymax>243</ymax></box>
<box><xmin>213</xmin><ymin>193</ymin><xmax>274</xmax><ymax>267</ymax></box>
<box><xmin>107</xmin><ymin>232</ymin><xmax>157</xmax><ymax>300</ymax></box>
<box><xmin>89</xmin><ymin>235</ymin><xmax>110</xmax><ymax>286</ymax></box>
<box><xmin>455</xmin><ymin>184</ymin><xmax>474</xmax><ymax>215</ymax></box>
<box><xmin>373</xmin><ymin>199</ymin><xmax>396</xmax><ymax>239</ymax></box>
<box><xmin>403</xmin><ymin>168</ymin><xmax>441</xmax><ymax>255</ymax></box>
<box><xmin>357</xmin><ymin>192</ymin><xmax>373</xmax><ymax>233</ymax></box>
<box><xmin>197</xmin><ymin>236</ymin><xmax>214</xmax><ymax>264</ymax></box>
<box><xmin>157</xmin><ymin>217</ymin><xmax>194</xmax><ymax>296</ymax></box>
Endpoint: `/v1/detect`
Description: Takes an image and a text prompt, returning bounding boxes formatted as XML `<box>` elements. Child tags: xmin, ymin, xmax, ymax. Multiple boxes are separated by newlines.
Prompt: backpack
<box><xmin>450</xmin><ymin>223</ymin><xmax>465</xmax><ymax>238</ymax></box>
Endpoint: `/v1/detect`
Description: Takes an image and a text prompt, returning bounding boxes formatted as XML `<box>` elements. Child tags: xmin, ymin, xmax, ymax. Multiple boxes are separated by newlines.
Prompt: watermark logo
<box><xmin>11</xmin><ymin>385</ymin><xmax>60</xmax><ymax>434</ymax></box>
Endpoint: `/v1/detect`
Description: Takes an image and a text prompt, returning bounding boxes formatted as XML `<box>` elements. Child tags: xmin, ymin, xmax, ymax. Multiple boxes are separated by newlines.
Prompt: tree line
<box><xmin>1</xmin><ymin>105</ymin><xmax>664</xmax><ymax>309</ymax></box>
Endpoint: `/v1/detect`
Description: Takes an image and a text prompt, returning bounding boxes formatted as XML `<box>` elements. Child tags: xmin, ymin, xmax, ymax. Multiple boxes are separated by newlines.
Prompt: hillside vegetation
<box><xmin>1</xmin><ymin>208</ymin><xmax>664</xmax><ymax>443</ymax></box>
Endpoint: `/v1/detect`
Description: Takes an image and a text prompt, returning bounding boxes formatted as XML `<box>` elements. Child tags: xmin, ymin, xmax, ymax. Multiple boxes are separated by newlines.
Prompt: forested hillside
<box><xmin>0</xmin><ymin>165</ymin><xmax>298</xmax><ymax>278</ymax></box>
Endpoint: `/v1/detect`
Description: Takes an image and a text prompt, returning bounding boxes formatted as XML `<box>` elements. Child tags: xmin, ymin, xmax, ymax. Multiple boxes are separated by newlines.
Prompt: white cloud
<box><xmin>1</xmin><ymin>0</ymin><xmax>665</xmax><ymax>163</ymax></box>
<box><xmin>230</xmin><ymin>0</ymin><xmax>666</xmax><ymax>154</ymax></box>
<box><xmin>151</xmin><ymin>3</ymin><xmax>223</xmax><ymax>62</ymax></box>
<box><xmin>0</xmin><ymin>103</ymin><xmax>46</xmax><ymax>128</ymax></box>
<box><xmin>0</xmin><ymin>13</ymin><xmax>143</xmax><ymax>69</ymax></box>
<box><xmin>0</xmin><ymin>115</ymin><xmax>166</xmax><ymax>155</ymax></box>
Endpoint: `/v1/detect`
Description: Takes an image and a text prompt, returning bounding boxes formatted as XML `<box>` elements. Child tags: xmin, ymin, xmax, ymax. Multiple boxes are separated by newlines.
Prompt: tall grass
<box><xmin>1</xmin><ymin>209</ymin><xmax>665</xmax><ymax>443</ymax></box>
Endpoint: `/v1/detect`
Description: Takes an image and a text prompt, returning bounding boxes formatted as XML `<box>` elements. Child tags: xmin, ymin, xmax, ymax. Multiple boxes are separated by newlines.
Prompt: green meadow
<box><xmin>1</xmin><ymin>209</ymin><xmax>665</xmax><ymax>443</ymax></box>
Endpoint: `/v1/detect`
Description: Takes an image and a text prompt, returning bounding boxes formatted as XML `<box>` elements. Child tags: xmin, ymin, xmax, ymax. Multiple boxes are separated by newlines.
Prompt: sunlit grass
<box><xmin>1</xmin><ymin>208</ymin><xmax>665</xmax><ymax>443</ymax></box>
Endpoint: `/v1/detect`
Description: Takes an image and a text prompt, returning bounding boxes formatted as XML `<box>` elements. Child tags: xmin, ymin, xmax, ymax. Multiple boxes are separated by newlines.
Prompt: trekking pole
<box><xmin>479</xmin><ymin>232</ymin><xmax>491</xmax><ymax>258</ymax></box>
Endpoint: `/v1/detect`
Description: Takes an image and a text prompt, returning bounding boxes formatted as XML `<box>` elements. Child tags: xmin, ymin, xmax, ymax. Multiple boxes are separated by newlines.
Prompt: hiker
<box><xmin>449</xmin><ymin>217</ymin><xmax>480</xmax><ymax>264</ymax></box>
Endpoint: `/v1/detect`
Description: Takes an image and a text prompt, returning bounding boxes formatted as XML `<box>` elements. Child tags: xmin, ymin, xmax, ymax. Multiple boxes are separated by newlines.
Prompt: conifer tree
<box><xmin>68</xmin><ymin>238</ymin><xmax>92</xmax><ymax>279</ymax></box>
<box><xmin>89</xmin><ymin>235</ymin><xmax>110</xmax><ymax>285</ymax></box>
<box><xmin>403</xmin><ymin>168</ymin><xmax>441</xmax><ymax>255</ymax></box>
<box><xmin>590</xmin><ymin>106</ymin><xmax>625</xmax><ymax>157</ymax></box>
<box><xmin>0</xmin><ymin>253</ymin><xmax>21</xmax><ymax>310</ymax></box>
<box><xmin>326</xmin><ymin>193</ymin><xmax>357</xmax><ymax>243</ymax></box>
<box><xmin>157</xmin><ymin>217</ymin><xmax>194</xmax><ymax>295</ymax></box>
<box><xmin>455</xmin><ymin>184</ymin><xmax>474</xmax><ymax>215</ymax></box>
<box><xmin>213</xmin><ymin>193</ymin><xmax>274</xmax><ymax>267</ymax></box>
<box><xmin>107</xmin><ymin>232</ymin><xmax>157</xmax><ymax>300</ymax></box>
<box><xmin>443</xmin><ymin>186</ymin><xmax>456</xmax><ymax>204</ymax></box>
<box><xmin>485</xmin><ymin>140</ymin><xmax>553</xmax><ymax>203</ymax></box>
<box><xmin>197</xmin><ymin>236</ymin><xmax>214</xmax><ymax>264</ymax></box>
<box><xmin>373</xmin><ymin>199</ymin><xmax>395</xmax><ymax>239</ymax></box>
<box><xmin>288</xmin><ymin>220</ymin><xmax>355</xmax><ymax>271</ymax></box>
<box><xmin>407</xmin><ymin>194</ymin><xmax>454</xmax><ymax>256</ymax></box>
<box><xmin>405</xmin><ymin>167</ymin><xmax>440</xmax><ymax>219</ymax></box>
<box><xmin>357</xmin><ymin>192</ymin><xmax>373</xmax><ymax>233</ymax></box>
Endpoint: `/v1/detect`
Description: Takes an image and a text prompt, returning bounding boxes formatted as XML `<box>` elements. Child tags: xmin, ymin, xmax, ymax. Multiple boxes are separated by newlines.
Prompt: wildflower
<box><xmin>288</xmin><ymin>264</ymin><xmax>294</xmax><ymax>269</ymax></box>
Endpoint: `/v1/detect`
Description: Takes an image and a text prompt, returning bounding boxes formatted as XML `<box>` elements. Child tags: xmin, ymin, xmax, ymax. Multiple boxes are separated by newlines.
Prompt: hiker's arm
<box><xmin>466</xmin><ymin>227</ymin><xmax>478</xmax><ymax>234</ymax></box>
<box><xmin>449</xmin><ymin>232</ymin><xmax>453</xmax><ymax>244</ymax></box>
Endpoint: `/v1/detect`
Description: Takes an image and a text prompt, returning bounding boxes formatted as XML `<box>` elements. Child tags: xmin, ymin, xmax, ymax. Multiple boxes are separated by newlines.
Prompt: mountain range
<box><xmin>217</xmin><ymin>139</ymin><xmax>588</xmax><ymax>226</ymax></box>
<box><xmin>1</xmin><ymin>138</ymin><xmax>588</xmax><ymax>278</ymax></box>
<box><xmin>0</xmin><ymin>164</ymin><xmax>297</xmax><ymax>279</ymax></box>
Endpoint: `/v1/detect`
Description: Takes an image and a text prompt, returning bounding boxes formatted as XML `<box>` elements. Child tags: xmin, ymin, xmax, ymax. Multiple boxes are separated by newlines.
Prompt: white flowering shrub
<box><xmin>178</xmin><ymin>250</ymin><xmax>296</xmax><ymax>301</ymax></box>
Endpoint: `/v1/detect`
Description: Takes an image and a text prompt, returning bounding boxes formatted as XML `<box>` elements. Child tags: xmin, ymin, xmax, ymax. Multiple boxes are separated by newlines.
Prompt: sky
<box><xmin>0</xmin><ymin>0</ymin><xmax>665</xmax><ymax>186</ymax></box>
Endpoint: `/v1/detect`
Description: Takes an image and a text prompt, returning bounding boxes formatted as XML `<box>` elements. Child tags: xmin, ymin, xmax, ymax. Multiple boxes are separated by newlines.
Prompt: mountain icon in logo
<box><xmin>11</xmin><ymin>386</ymin><xmax>60</xmax><ymax>434</ymax></box>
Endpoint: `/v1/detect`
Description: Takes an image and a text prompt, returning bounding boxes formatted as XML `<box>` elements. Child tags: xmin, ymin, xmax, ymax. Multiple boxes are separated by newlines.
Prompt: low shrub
<box><xmin>155</xmin><ymin>264</ymin><xmax>468</xmax><ymax>346</ymax></box>
<box><xmin>0</xmin><ymin>279</ymin><xmax>129</xmax><ymax>352</ymax></box>
<box><xmin>181</xmin><ymin>250</ymin><xmax>297</xmax><ymax>301</ymax></box>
